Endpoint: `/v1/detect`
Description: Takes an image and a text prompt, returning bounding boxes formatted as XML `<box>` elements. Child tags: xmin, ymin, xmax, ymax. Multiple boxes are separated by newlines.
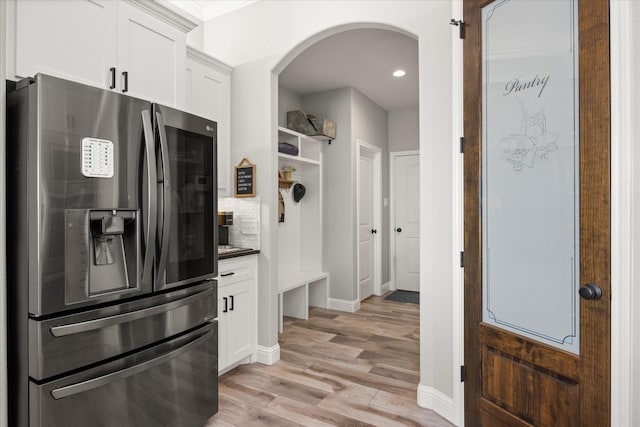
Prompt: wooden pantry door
<box><xmin>463</xmin><ymin>0</ymin><xmax>610</xmax><ymax>426</ymax></box>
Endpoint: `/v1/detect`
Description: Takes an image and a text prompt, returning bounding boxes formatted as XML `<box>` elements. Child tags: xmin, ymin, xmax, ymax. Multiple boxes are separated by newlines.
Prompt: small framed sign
<box><xmin>234</xmin><ymin>158</ymin><xmax>256</xmax><ymax>197</ymax></box>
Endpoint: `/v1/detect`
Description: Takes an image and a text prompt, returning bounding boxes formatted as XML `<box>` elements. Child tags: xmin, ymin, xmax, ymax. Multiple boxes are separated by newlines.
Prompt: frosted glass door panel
<box><xmin>481</xmin><ymin>0</ymin><xmax>579</xmax><ymax>354</ymax></box>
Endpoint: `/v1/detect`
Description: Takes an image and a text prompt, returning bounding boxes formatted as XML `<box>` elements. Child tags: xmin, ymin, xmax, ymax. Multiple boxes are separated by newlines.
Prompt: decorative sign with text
<box><xmin>234</xmin><ymin>158</ymin><xmax>256</xmax><ymax>198</ymax></box>
<box><xmin>481</xmin><ymin>0</ymin><xmax>580</xmax><ymax>354</ymax></box>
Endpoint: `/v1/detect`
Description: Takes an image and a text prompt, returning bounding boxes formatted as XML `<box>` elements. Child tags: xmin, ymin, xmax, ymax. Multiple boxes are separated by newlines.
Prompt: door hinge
<box><xmin>450</xmin><ymin>19</ymin><xmax>465</xmax><ymax>39</ymax></box>
<box><xmin>459</xmin><ymin>137</ymin><xmax>464</xmax><ymax>154</ymax></box>
<box><xmin>460</xmin><ymin>365</ymin><xmax>466</xmax><ymax>382</ymax></box>
<box><xmin>460</xmin><ymin>251</ymin><xmax>464</xmax><ymax>268</ymax></box>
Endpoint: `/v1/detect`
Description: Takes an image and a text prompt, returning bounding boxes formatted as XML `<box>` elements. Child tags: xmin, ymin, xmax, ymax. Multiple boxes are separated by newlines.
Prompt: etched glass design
<box><xmin>481</xmin><ymin>0</ymin><xmax>580</xmax><ymax>354</ymax></box>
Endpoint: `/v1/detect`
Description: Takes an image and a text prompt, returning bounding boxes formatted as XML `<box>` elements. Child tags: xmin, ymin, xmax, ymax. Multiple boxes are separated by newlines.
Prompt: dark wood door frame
<box><xmin>463</xmin><ymin>0</ymin><xmax>611</xmax><ymax>425</ymax></box>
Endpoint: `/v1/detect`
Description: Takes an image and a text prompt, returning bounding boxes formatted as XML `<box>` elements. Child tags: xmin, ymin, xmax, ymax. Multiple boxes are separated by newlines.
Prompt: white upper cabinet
<box><xmin>13</xmin><ymin>0</ymin><xmax>117</xmax><ymax>89</ymax></box>
<box><xmin>116</xmin><ymin>2</ymin><xmax>186</xmax><ymax>107</ymax></box>
<box><xmin>10</xmin><ymin>0</ymin><xmax>196</xmax><ymax>107</ymax></box>
<box><xmin>185</xmin><ymin>48</ymin><xmax>232</xmax><ymax>197</ymax></box>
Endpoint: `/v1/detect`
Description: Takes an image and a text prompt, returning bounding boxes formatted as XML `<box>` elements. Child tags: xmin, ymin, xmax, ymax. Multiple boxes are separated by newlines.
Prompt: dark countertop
<box><xmin>218</xmin><ymin>249</ymin><xmax>260</xmax><ymax>260</ymax></box>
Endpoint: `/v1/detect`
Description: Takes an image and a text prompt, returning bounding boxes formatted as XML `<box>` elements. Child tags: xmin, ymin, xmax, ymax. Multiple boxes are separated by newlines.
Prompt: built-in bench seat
<box><xmin>277</xmin><ymin>271</ymin><xmax>329</xmax><ymax>333</ymax></box>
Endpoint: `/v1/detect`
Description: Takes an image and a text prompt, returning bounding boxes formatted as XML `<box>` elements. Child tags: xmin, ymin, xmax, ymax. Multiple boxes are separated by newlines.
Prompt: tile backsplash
<box><xmin>218</xmin><ymin>197</ymin><xmax>261</xmax><ymax>249</ymax></box>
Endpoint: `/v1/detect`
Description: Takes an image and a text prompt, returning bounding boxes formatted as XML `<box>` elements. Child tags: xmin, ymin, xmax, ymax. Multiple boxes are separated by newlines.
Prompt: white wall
<box><xmin>278</xmin><ymin>83</ymin><xmax>392</xmax><ymax>303</ymax></box>
<box><xmin>203</xmin><ymin>0</ymin><xmax>457</xmax><ymax>420</ymax></box>
<box><xmin>278</xmin><ymin>85</ymin><xmax>302</xmax><ymax>127</ymax></box>
<box><xmin>302</xmin><ymin>88</ymin><xmax>354</xmax><ymax>301</ymax></box>
<box><xmin>281</xmin><ymin>87</ymin><xmax>393</xmax><ymax>301</ymax></box>
<box><xmin>389</xmin><ymin>108</ymin><xmax>419</xmax><ymax>152</ymax></box>
<box><xmin>631</xmin><ymin>3</ymin><xmax>640</xmax><ymax>424</ymax></box>
<box><xmin>351</xmin><ymin>89</ymin><xmax>390</xmax><ymax>286</ymax></box>
<box><xmin>229</xmin><ymin>58</ymin><xmax>281</xmax><ymax>349</ymax></box>
<box><xmin>611</xmin><ymin>1</ymin><xmax>640</xmax><ymax>424</ymax></box>
<box><xmin>301</xmin><ymin>87</ymin><xmax>389</xmax><ymax>301</ymax></box>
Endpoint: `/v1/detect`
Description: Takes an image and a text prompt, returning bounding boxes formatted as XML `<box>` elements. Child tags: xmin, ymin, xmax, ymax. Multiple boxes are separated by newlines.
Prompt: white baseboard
<box><xmin>417</xmin><ymin>383</ymin><xmax>456</xmax><ymax>426</ymax></box>
<box><xmin>382</xmin><ymin>281</ymin><xmax>391</xmax><ymax>293</ymax></box>
<box><xmin>255</xmin><ymin>344</ymin><xmax>280</xmax><ymax>365</ymax></box>
<box><xmin>327</xmin><ymin>297</ymin><xmax>360</xmax><ymax>313</ymax></box>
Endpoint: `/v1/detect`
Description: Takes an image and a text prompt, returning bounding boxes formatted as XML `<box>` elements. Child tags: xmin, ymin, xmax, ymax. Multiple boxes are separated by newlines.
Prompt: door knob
<box><xmin>371</xmin><ymin>229</ymin><xmax>378</xmax><ymax>234</ymax></box>
<box><xmin>396</xmin><ymin>228</ymin><xmax>402</xmax><ymax>233</ymax></box>
<box><xmin>579</xmin><ymin>283</ymin><xmax>602</xmax><ymax>300</ymax></box>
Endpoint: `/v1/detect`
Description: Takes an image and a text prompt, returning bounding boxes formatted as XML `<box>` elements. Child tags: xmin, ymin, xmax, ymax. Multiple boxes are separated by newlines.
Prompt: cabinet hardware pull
<box><xmin>221</xmin><ymin>272</ymin><xmax>235</xmax><ymax>277</ymax></box>
<box><xmin>122</xmin><ymin>71</ymin><xmax>128</xmax><ymax>93</ymax></box>
<box><xmin>109</xmin><ymin>67</ymin><xmax>116</xmax><ymax>89</ymax></box>
<box><xmin>230</xmin><ymin>295</ymin><xmax>234</xmax><ymax>311</ymax></box>
<box><xmin>223</xmin><ymin>297</ymin><xmax>228</xmax><ymax>313</ymax></box>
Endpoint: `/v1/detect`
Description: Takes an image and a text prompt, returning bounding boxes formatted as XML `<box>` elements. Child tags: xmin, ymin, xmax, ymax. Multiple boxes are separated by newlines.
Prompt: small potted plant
<box><xmin>282</xmin><ymin>165</ymin><xmax>296</xmax><ymax>181</ymax></box>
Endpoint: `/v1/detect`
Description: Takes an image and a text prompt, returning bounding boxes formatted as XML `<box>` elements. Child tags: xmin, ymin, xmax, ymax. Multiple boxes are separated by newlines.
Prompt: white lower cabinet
<box><xmin>217</xmin><ymin>255</ymin><xmax>257</xmax><ymax>373</ymax></box>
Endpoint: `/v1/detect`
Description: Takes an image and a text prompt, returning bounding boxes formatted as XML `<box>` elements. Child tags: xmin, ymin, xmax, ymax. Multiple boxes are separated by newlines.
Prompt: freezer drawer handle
<box><xmin>51</xmin><ymin>324</ymin><xmax>215</xmax><ymax>400</ymax></box>
<box><xmin>50</xmin><ymin>287</ymin><xmax>213</xmax><ymax>337</ymax></box>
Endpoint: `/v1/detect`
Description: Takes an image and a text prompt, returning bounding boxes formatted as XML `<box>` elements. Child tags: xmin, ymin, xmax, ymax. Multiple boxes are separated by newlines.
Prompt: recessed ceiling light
<box><xmin>393</xmin><ymin>69</ymin><xmax>406</xmax><ymax>77</ymax></box>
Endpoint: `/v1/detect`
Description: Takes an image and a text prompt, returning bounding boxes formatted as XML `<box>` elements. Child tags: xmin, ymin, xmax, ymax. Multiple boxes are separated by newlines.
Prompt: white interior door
<box><xmin>358</xmin><ymin>151</ymin><xmax>375</xmax><ymax>301</ymax></box>
<box><xmin>393</xmin><ymin>154</ymin><xmax>420</xmax><ymax>292</ymax></box>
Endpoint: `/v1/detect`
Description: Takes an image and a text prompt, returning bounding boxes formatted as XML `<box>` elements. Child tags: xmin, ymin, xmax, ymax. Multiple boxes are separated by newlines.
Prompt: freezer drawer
<box><xmin>30</xmin><ymin>281</ymin><xmax>216</xmax><ymax>380</ymax></box>
<box><xmin>29</xmin><ymin>322</ymin><xmax>218</xmax><ymax>427</ymax></box>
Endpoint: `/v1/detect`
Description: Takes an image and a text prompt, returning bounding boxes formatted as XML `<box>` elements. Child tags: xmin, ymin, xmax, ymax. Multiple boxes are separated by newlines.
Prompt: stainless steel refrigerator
<box><xmin>6</xmin><ymin>74</ymin><xmax>218</xmax><ymax>427</ymax></box>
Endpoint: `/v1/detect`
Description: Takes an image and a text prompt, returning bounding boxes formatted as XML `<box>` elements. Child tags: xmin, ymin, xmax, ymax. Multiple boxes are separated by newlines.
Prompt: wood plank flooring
<box><xmin>205</xmin><ymin>294</ymin><xmax>455</xmax><ymax>427</ymax></box>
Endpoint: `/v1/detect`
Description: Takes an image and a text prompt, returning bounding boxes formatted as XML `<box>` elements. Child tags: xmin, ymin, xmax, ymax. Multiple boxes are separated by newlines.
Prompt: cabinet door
<box><xmin>116</xmin><ymin>2</ymin><xmax>186</xmax><ymax>107</ymax></box>
<box><xmin>225</xmin><ymin>278</ymin><xmax>255</xmax><ymax>364</ymax></box>
<box><xmin>186</xmin><ymin>61</ymin><xmax>231</xmax><ymax>197</ymax></box>
<box><xmin>14</xmin><ymin>0</ymin><xmax>117</xmax><ymax>87</ymax></box>
<box><xmin>200</xmin><ymin>66</ymin><xmax>230</xmax><ymax>197</ymax></box>
<box><xmin>217</xmin><ymin>291</ymin><xmax>228</xmax><ymax>371</ymax></box>
<box><xmin>184</xmin><ymin>58</ymin><xmax>197</xmax><ymax>115</ymax></box>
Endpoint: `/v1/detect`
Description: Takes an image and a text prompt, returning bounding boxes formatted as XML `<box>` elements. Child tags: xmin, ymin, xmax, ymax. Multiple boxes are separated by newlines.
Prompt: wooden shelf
<box><xmin>278</xmin><ymin>178</ymin><xmax>294</xmax><ymax>189</ymax></box>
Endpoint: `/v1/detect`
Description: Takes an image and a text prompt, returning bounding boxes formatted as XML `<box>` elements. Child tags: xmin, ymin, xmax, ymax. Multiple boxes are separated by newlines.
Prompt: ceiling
<box><xmin>169</xmin><ymin>2</ymin><xmax>419</xmax><ymax>112</ymax></box>
<box><xmin>279</xmin><ymin>28</ymin><xmax>419</xmax><ymax>112</ymax></box>
<box><xmin>169</xmin><ymin>0</ymin><xmax>258</xmax><ymax>21</ymax></box>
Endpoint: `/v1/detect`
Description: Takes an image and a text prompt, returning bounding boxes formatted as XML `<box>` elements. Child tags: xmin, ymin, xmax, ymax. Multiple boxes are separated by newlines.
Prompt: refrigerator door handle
<box><xmin>141</xmin><ymin>110</ymin><xmax>157</xmax><ymax>288</ymax></box>
<box><xmin>49</xmin><ymin>287</ymin><xmax>214</xmax><ymax>337</ymax></box>
<box><xmin>155</xmin><ymin>112</ymin><xmax>172</xmax><ymax>283</ymax></box>
<box><xmin>50</xmin><ymin>324</ymin><xmax>215</xmax><ymax>400</ymax></box>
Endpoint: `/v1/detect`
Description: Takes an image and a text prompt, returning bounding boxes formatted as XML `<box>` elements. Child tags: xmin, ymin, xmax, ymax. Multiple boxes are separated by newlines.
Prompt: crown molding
<box><xmin>126</xmin><ymin>0</ymin><xmax>200</xmax><ymax>33</ymax></box>
<box><xmin>187</xmin><ymin>46</ymin><xmax>233</xmax><ymax>73</ymax></box>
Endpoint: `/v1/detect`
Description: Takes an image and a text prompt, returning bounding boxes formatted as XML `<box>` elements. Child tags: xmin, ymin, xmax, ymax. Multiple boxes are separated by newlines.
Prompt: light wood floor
<box><xmin>205</xmin><ymin>294</ymin><xmax>455</xmax><ymax>427</ymax></box>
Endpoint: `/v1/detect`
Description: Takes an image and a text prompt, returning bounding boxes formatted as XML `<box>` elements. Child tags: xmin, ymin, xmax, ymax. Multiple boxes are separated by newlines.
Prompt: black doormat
<box><xmin>384</xmin><ymin>291</ymin><xmax>419</xmax><ymax>304</ymax></box>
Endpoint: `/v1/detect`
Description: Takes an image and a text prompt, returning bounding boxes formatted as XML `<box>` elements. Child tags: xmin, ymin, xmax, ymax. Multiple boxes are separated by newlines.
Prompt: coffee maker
<box><xmin>217</xmin><ymin>211</ymin><xmax>233</xmax><ymax>246</ymax></box>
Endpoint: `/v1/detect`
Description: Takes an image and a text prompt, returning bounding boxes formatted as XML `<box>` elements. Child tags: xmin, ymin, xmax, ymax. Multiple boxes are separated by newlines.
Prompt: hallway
<box><xmin>207</xmin><ymin>295</ymin><xmax>454</xmax><ymax>426</ymax></box>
